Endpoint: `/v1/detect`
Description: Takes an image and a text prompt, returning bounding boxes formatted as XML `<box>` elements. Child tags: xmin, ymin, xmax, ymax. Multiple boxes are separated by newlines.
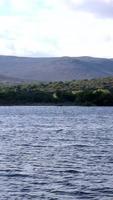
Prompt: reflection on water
<box><xmin>0</xmin><ymin>106</ymin><xmax>113</xmax><ymax>199</ymax></box>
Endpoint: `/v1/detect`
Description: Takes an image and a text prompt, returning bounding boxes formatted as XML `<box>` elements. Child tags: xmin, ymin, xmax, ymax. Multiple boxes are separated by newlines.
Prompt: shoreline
<box><xmin>0</xmin><ymin>103</ymin><xmax>112</xmax><ymax>107</ymax></box>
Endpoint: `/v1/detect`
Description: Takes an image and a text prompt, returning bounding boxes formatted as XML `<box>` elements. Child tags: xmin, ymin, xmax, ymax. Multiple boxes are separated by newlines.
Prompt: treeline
<box><xmin>0</xmin><ymin>77</ymin><xmax>113</xmax><ymax>105</ymax></box>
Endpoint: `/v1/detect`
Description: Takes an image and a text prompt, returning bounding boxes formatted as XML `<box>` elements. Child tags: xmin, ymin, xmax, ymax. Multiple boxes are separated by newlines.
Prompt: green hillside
<box><xmin>0</xmin><ymin>77</ymin><xmax>113</xmax><ymax>105</ymax></box>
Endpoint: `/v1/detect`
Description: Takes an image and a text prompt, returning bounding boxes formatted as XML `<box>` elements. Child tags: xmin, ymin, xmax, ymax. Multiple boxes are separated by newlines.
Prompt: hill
<box><xmin>0</xmin><ymin>55</ymin><xmax>113</xmax><ymax>82</ymax></box>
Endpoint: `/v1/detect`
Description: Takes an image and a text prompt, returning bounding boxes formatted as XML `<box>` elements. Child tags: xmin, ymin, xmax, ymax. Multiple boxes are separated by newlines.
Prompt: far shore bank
<box><xmin>0</xmin><ymin>103</ymin><xmax>113</xmax><ymax>107</ymax></box>
<box><xmin>0</xmin><ymin>77</ymin><xmax>113</xmax><ymax>106</ymax></box>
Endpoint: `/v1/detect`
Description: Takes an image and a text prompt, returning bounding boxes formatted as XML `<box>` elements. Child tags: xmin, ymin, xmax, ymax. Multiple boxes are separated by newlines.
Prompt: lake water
<box><xmin>0</xmin><ymin>106</ymin><xmax>113</xmax><ymax>200</ymax></box>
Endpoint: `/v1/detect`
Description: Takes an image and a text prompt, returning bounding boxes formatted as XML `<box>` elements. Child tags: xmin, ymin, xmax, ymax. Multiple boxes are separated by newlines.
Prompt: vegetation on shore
<box><xmin>0</xmin><ymin>77</ymin><xmax>113</xmax><ymax>106</ymax></box>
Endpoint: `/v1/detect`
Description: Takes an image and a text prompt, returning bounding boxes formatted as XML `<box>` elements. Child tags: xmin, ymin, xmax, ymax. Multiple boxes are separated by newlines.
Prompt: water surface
<box><xmin>0</xmin><ymin>106</ymin><xmax>113</xmax><ymax>200</ymax></box>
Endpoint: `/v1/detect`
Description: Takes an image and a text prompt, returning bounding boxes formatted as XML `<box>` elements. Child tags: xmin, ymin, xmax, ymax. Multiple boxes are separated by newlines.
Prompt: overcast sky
<box><xmin>0</xmin><ymin>0</ymin><xmax>113</xmax><ymax>57</ymax></box>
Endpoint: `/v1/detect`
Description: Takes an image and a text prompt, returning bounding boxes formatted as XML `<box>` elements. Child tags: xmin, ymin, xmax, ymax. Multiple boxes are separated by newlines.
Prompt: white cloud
<box><xmin>10</xmin><ymin>0</ymin><xmax>32</xmax><ymax>12</ymax></box>
<box><xmin>0</xmin><ymin>0</ymin><xmax>113</xmax><ymax>57</ymax></box>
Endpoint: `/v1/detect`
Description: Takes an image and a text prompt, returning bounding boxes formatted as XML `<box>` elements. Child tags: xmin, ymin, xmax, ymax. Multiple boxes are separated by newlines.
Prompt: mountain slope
<box><xmin>0</xmin><ymin>55</ymin><xmax>113</xmax><ymax>82</ymax></box>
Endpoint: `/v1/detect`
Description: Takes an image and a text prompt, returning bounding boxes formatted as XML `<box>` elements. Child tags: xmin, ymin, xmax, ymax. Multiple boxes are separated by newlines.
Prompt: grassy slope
<box><xmin>0</xmin><ymin>56</ymin><xmax>113</xmax><ymax>81</ymax></box>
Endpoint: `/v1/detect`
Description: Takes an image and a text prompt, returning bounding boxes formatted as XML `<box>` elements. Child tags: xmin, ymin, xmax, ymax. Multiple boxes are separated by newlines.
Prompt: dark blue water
<box><xmin>0</xmin><ymin>106</ymin><xmax>113</xmax><ymax>200</ymax></box>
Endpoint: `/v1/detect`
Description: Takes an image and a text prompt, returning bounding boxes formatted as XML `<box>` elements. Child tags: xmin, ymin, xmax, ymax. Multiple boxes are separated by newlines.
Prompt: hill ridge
<box><xmin>0</xmin><ymin>55</ymin><xmax>113</xmax><ymax>82</ymax></box>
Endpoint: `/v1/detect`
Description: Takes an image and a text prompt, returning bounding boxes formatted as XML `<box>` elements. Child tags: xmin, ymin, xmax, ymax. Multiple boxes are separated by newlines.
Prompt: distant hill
<box><xmin>0</xmin><ymin>55</ymin><xmax>113</xmax><ymax>82</ymax></box>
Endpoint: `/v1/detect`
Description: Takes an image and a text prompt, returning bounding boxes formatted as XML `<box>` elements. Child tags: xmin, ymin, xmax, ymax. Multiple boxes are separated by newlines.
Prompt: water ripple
<box><xmin>0</xmin><ymin>106</ymin><xmax>113</xmax><ymax>199</ymax></box>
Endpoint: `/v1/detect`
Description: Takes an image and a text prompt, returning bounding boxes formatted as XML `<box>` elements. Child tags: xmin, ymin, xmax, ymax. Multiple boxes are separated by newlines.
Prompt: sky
<box><xmin>0</xmin><ymin>0</ymin><xmax>113</xmax><ymax>57</ymax></box>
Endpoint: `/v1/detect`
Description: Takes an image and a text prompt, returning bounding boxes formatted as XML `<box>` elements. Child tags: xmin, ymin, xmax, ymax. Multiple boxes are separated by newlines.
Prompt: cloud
<box><xmin>0</xmin><ymin>15</ymin><xmax>60</xmax><ymax>57</ymax></box>
<box><xmin>66</xmin><ymin>0</ymin><xmax>113</xmax><ymax>18</ymax></box>
<box><xmin>0</xmin><ymin>0</ymin><xmax>113</xmax><ymax>57</ymax></box>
